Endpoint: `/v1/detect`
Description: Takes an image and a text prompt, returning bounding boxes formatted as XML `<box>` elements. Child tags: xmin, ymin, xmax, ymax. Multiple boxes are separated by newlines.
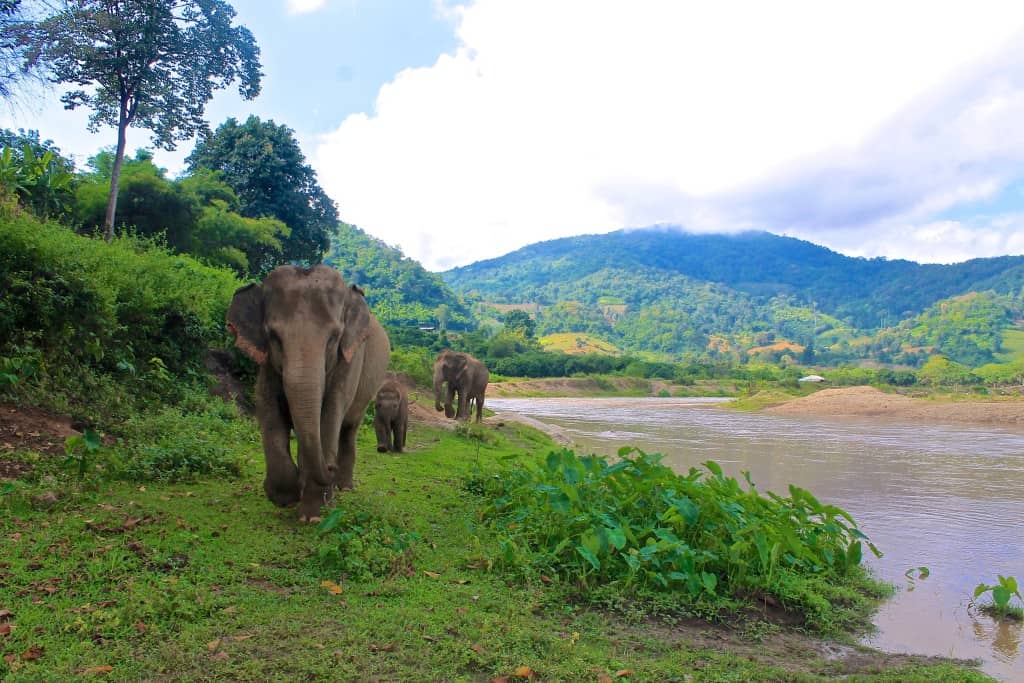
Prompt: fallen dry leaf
<box><xmin>0</xmin><ymin>624</ymin><xmax>11</xmax><ymax>637</ymax></box>
<box><xmin>232</xmin><ymin>634</ymin><xmax>253</xmax><ymax>641</ymax></box>
<box><xmin>421</xmin><ymin>635</ymin><xmax>437</xmax><ymax>643</ymax></box>
<box><xmin>221</xmin><ymin>606</ymin><xmax>237</xmax><ymax>613</ymax></box>
<box><xmin>209</xmin><ymin>651</ymin><xmax>229</xmax><ymax>662</ymax></box>
<box><xmin>320</xmin><ymin>580</ymin><xmax>343</xmax><ymax>595</ymax></box>
<box><xmin>76</xmin><ymin>664</ymin><xmax>114</xmax><ymax>675</ymax></box>
<box><xmin>513</xmin><ymin>665</ymin><xmax>536</xmax><ymax>679</ymax></box>
<box><xmin>615</xmin><ymin>670</ymin><xmax>634</xmax><ymax>678</ymax></box>
<box><xmin>133</xmin><ymin>622</ymin><xmax>147</xmax><ymax>633</ymax></box>
<box><xmin>206</xmin><ymin>639</ymin><xmax>221</xmax><ymax>652</ymax></box>
<box><xmin>0</xmin><ymin>609</ymin><xmax>11</xmax><ymax>621</ymax></box>
<box><xmin>540</xmin><ymin>575</ymin><xmax>553</xmax><ymax>585</ymax></box>
<box><xmin>423</xmin><ymin>570</ymin><xmax>441</xmax><ymax>579</ymax></box>
<box><xmin>21</xmin><ymin>645</ymin><xmax>44</xmax><ymax>661</ymax></box>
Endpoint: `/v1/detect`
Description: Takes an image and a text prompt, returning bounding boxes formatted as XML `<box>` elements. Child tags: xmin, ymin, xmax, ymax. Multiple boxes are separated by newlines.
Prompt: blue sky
<box><xmin>5</xmin><ymin>1</ymin><xmax>1024</xmax><ymax>271</ymax></box>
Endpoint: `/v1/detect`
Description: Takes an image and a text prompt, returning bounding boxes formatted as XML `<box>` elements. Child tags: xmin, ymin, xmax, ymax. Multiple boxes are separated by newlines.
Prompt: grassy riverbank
<box><xmin>0</xmin><ymin>410</ymin><xmax>992</xmax><ymax>682</ymax></box>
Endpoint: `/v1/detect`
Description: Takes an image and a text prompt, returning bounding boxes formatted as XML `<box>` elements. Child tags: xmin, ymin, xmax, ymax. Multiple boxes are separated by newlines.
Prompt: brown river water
<box><xmin>488</xmin><ymin>397</ymin><xmax>1024</xmax><ymax>682</ymax></box>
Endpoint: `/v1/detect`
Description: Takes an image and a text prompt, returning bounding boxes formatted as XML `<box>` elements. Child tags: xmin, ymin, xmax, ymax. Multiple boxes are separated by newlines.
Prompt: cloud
<box><xmin>312</xmin><ymin>1</ymin><xmax>1024</xmax><ymax>271</ymax></box>
<box><xmin>285</xmin><ymin>0</ymin><xmax>327</xmax><ymax>15</ymax></box>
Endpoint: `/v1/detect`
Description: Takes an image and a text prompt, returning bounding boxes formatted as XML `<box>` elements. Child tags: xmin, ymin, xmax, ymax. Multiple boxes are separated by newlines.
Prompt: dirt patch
<box><xmin>0</xmin><ymin>401</ymin><xmax>81</xmax><ymax>480</ymax></box>
<box><xmin>764</xmin><ymin>385</ymin><xmax>1024</xmax><ymax>426</ymax></box>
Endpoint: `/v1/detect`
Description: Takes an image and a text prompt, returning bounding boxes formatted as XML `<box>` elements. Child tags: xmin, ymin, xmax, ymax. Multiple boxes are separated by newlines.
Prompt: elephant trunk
<box><xmin>433</xmin><ymin>366</ymin><xmax>445</xmax><ymax>412</ymax></box>
<box><xmin>283</xmin><ymin>365</ymin><xmax>333</xmax><ymax>487</ymax></box>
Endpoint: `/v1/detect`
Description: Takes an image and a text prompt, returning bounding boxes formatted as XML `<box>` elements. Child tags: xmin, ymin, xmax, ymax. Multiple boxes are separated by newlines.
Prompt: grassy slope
<box><xmin>1</xmin><ymin>416</ymin><xmax>990</xmax><ymax>682</ymax></box>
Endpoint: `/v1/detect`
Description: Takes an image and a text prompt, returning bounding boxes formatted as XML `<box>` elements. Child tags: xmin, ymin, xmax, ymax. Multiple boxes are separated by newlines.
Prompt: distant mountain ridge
<box><xmin>443</xmin><ymin>227</ymin><xmax>1024</xmax><ymax>326</ymax></box>
<box><xmin>440</xmin><ymin>227</ymin><xmax>1024</xmax><ymax>364</ymax></box>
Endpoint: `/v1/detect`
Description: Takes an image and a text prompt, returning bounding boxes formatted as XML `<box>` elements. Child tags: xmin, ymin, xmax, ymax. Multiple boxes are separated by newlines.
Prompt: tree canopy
<box><xmin>26</xmin><ymin>0</ymin><xmax>262</xmax><ymax>239</ymax></box>
<box><xmin>187</xmin><ymin>116</ymin><xmax>337</xmax><ymax>269</ymax></box>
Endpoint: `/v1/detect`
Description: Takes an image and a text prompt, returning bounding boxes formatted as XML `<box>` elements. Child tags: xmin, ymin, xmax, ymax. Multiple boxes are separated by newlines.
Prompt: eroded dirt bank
<box><xmin>763</xmin><ymin>385</ymin><xmax>1024</xmax><ymax>426</ymax></box>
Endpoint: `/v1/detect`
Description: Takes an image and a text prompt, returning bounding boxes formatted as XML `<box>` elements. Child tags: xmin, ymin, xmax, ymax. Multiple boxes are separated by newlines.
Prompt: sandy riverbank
<box><xmin>763</xmin><ymin>385</ymin><xmax>1024</xmax><ymax>426</ymax></box>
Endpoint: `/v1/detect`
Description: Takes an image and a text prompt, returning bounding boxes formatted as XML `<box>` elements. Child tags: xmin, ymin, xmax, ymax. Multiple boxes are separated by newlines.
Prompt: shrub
<box><xmin>473</xmin><ymin>448</ymin><xmax>884</xmax><ymax>631</ymax></box>
<box><xmin>0</xmin><ymin>213</ymin><xmax>241</xmax><ymax>420</ymax></box>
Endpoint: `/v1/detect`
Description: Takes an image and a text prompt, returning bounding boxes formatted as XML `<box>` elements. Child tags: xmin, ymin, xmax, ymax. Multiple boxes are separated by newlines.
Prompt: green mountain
<box><xmin>441</xmin><ymin>227</ymin><xmax>1024</xmax><ymax>365</ymax></box>
<box><xmin>324</xmin><ymin>224</ymin><xmax>472</xmax><ymax>331</ymax></box>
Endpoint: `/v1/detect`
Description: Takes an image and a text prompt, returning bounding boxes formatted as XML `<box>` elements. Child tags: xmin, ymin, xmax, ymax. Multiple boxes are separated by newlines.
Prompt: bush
<box><xmin>473</xmin><ymin>448</ymin><xmax>885</xmax><ymax>631</ymax></box>
<box><xmin>113</xmin><ymin>397</ymin><xmax>254</xmax><ymax>482</ymax></box>
<box><xmin>0</xmin><ymin>212</ymin><xmax>241</xmax><ymax>420</ymax></box>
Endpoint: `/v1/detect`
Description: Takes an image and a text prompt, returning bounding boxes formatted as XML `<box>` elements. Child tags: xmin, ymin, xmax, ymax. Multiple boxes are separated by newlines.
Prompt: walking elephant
<box><xmin>227</xmin><ymin>265</ymin><xmax>390</xmax><ymax>522</ymax></box>
<box><xmin>433</xmin><ymin>350</ymin><xmax>489</xmax><ymax>423</ymax></box>
<box><xmin>374</xmin><ymin>377</ymin><xmax>408</xmax><ymax>453</ymax></box>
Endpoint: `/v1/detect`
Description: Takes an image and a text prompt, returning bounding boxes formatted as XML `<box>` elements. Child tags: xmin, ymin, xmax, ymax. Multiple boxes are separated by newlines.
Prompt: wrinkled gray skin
<box><xmin>433</xmin><ymin>350</ymin><xmax>489</xmax><ymax>423</ymax></box>
<box><xmin>374</xmin><ymin>378</ymin><xmax>408</xmax><ymax>453</ymax></box>
<box><xmin>227</xmin><ymin>265</ymin><xmax>390</xmax><ymax>522</ymax></box>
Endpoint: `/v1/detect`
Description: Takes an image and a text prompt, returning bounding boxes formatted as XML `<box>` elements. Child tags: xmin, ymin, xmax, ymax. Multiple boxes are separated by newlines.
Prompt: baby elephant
<box><xmin>374</xmin><ymin>379</ymin><xmax>408</xmax><ymax>453</ymax></box>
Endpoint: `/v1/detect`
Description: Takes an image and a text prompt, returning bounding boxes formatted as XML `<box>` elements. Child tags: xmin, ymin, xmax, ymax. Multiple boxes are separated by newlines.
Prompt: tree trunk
<box><xmin>104</xmin><ymin>105</ymin><xmax>130</xmax><ymax>242</ymax></box>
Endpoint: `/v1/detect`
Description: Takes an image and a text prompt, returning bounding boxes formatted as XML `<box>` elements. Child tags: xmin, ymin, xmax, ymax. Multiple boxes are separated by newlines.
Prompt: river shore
<box><xmin>763</xmin><ymin>385</ymin><xmax>1024</xmax><ymax>426</ymax></box>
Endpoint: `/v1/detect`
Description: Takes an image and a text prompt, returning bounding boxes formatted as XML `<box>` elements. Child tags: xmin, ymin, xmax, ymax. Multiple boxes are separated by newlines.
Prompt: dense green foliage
<box><xmin>324</xmin><ymin>223</ymin><xmax>473</xmax><ymax>329</ymax></box>
<box><xmin>0</xmin><ymin>129</ymin><xmax>77</xmax><ymax>221</ymax></box>
<box><xmin>473</xmin><ymin>448</ymin><xmax>883</xmax><ymax>632</ymax></box>
<box><xmin>0</xmin><ymin>210</ymin><xmax>240</xmax><ymax>424</ymax></box>
<box><xmin>187</xmin><ymin>116</ymin><xmax>337</xmax><ymax>269</ymax></box>
<box><xmin>26</xmin><ymin>0</ymin><xmax>262</xmax><ymax>238</ymax></box>
<box><xmin>443</xmin><ymin>228</ymin><xmax>1024</xmax><ymax>366</ymax></box>
<box><xmin>74</xmin><ymin>151</ymin><xmax>288</xmax><ymax>277</ymax></box>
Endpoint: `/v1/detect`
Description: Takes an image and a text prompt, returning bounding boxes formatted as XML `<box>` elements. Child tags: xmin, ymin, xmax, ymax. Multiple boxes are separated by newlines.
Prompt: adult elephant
<box><xmin>433</xmin><ymin>350</ymin><xmax>489</xmax><ymax>423</ymax></box>
<box><xmin>227</xmin><ymin>265</ymin><xmax>390</xmax><ymax>522</ymax></box>
<box><xmin>374</xmin><ymin>377</ymin><xmax>408</xmax><ymax>453</ymax></box>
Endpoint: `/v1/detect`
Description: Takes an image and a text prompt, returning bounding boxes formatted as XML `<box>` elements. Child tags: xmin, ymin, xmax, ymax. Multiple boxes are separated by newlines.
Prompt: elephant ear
<box><xmin>226</xmin><ymin>283</ymin><xmax>268</xmax><ymax>365</ymax></box>
<box><xmin>341</xmin><ymin>284</ymin><xmax>372</xmax><ymax>363</ymax></box>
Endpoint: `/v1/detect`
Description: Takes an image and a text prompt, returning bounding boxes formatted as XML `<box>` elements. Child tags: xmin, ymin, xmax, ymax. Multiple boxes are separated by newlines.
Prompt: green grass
<box><xmin>0</xmin><ymin>418</ymin><xmax>993</xmax><ymax>682</ymax></box>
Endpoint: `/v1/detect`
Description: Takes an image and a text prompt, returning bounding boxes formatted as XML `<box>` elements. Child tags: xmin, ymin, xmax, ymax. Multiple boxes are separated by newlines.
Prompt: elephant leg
<box><xmin>395</xmin><ymin>415</ymin><xmax>406</xmax><ymax>452</ymax></box>
<box><xmin>444</xmin><ymin>385</ymin><xmax>457</xmax><ymax>418</ymax></box>
<box><xmin>457</xmin><ymin>390</ymin><xmax>470</xmax><ymax>421</ymax></box>
<box><xmin>335</xmin><ymin>421</ymin><xmax>359</xmax><ymax>490</ymax></box>
<box><xmin>375</xmin><ymin>414</ymin><xmax>391</xmax><ymax>453</ymax></box>
<box><xmin>257</xmin><ymin>375</ymin><xmax>300</xmax><ymax>506</ymax></box>
<box><xmin>475</xmin><ymin>393</ymin><xmax>484</xmax><ymax>423</ymax></box>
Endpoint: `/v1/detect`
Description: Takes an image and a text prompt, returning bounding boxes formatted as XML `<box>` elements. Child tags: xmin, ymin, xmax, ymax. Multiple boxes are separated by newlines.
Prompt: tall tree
<box><xmin>187</xmin><ymin>116</ymin><xmax>339</xmax><ymax>269</ymax></box>
<box><xmin>26</xmin><ymin>0</ymin><xmax>262</xmax><ymax>241</ymax></box>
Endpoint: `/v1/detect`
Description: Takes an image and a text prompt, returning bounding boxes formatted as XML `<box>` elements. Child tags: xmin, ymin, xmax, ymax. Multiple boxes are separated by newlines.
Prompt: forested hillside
<box><xmin>443</xmin><ymin>227</ymin><xmax>1024</xmax><ymax>365</ymax></box>
<box><xmin>324</xmin><ymin>224</ymin><xmax>473</xmax><ymax>331</ymax></box>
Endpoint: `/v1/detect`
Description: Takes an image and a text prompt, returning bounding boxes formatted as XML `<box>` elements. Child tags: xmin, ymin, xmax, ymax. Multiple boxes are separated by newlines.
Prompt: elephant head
<box><xmin>434</xmin><ymin>349</ymin><xmax>466</xmax><ymax>418</ymax></box>
<box><xmin>227</xmin><ymin>265</ymin><xmax>373</xmax><ymax>489</ymax></box>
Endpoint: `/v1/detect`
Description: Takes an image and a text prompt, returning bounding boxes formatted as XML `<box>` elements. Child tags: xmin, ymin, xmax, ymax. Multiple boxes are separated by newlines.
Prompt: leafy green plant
<box><xmin>62</xmin><ymin>428</ymin><xmax>102</xmax><ymax>479</ymax></box>
<box><xmin>974</xmin><ymin>575</ymin><xmax>1024</xmax><ymax>621</ymax></box>
<box><xmin>316</xmin><ymin>509</ymin><xmax>421</xmax><ymax>580</ymax></box>
<box><xmin>473</xmin><ymin>447</ymin><xmax>882</xmax><ymax>629</ymax></box>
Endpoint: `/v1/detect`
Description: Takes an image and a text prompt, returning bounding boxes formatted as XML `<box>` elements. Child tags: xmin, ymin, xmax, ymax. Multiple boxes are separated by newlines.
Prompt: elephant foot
<box><xmin>264</xmin><ymin>479</ymin><xmax>301</xmax><ymax>507</ymax></box>
<box><xmin>376</xmin><ymin>444</ymin><xmax>388</xmax><ymax>453</ymax></box>
<box><xmin>299</xmin><ymin>514</ymin><xmax>322</xmax><ymax>524</ymax></box>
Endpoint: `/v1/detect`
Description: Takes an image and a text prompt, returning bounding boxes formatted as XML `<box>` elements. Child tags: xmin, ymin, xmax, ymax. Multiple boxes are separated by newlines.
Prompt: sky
<box><xmin>5</xmin><ymin>1</ymin><xmax>1024</xmax><ymax>272</ymax></box>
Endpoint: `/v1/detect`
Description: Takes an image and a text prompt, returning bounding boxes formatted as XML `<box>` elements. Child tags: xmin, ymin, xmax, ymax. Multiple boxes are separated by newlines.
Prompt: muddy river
<box><xmin>488</xmin><ymin>397</ymin><xmax>1024</xmax><ymax>682</ymax></box>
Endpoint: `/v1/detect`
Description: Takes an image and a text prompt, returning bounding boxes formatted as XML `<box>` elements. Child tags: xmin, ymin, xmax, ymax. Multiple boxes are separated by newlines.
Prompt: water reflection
<box><xmin>489</xmin><ymin>397</ymin><xmax>1024</xmax><ymax>682</ymax></box>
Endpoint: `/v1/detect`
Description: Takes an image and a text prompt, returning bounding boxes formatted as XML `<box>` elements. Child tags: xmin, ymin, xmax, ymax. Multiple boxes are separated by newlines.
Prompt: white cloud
<box><xmin>285</xmin><ymin>0</ymin><xmax>327</xmax><ymax>15</ymax></box>
<box><xmin>313</xmin><ymin>0</ymin><xmax>1024</xmax><ymax>270</ymax></box>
